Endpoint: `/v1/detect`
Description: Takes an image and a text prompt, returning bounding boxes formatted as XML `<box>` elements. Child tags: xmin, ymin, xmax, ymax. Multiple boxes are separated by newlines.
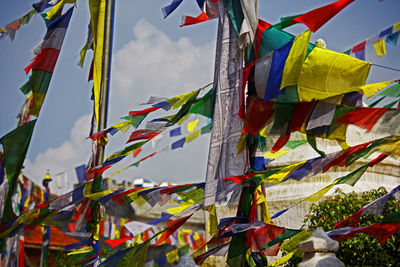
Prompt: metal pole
<box><xmin>91</xmin><ymin>0</ymin><xmax>115</xmax><ymax>257</ymax></box>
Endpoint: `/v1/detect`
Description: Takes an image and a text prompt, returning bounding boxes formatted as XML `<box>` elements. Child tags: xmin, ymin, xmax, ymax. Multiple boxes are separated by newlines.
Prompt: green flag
<box><xmin>1</xmin><ymin>120</ymin><xmax>36</xmax><ymax>223</ymax></box>
<box><xmin>379</xmin><ymin>83</ymin><xmax>400</xmax><ymax>97</ymax></box>
<box><xmin>189</xmin><ymin>87</ymin><xmax>216</xmax><ymax>118</ymax></box>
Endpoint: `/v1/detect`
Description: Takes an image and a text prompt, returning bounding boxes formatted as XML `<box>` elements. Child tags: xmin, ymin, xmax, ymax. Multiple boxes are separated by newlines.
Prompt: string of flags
<box><xmin>346</xmin><ymin>21</ymin><xmax>400</xmax><ymax>60</ymax></box>
<box><xmin>2</xmin><ymin>0</ymin><xmax>400</xmax><ymax>266</ymax></box>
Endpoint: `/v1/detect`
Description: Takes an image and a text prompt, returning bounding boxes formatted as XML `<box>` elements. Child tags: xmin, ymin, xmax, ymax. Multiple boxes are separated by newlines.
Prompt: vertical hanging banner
<box><xmin>20</xmin><ymin>7</ymin><xmax>74</xmax><ymax>117</ymax></box>
<box><xmin>89</xmin><ymin>0</ymin><xmax>106</xmax><ymax>131</ymax></box>
<box><xmin>204</xmin><ymin>0</ymin><xmax>247</xmax><ymax>207</ymax></box>
<box><xmin>0</xmin><ymin>120</ymin><xmax>37</xmax><ymax>223</ymax></box>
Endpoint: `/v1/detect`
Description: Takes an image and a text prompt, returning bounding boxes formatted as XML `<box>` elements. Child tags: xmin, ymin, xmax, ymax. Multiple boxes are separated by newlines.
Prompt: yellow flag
<box><xmin>281</xmin><ymin>30</ymin><xmax>311</xmax><ymax>89</ymax></box>
<box><xmin>393</xmin><ymin>22</ymin><xmax>400</xmax><ymax>32</ymax></box>
<box><xmin>358</xmin><ymin>80</ymin><xmax>395</xmax><ymax>98</ymax></box>
<box><xmin>263</xmin><ymin>161</ymin><xmax>306</xmax><ymax>183</ymax></box>
<box><xmin>170</xmin><ymin>90</ymin><xmax>198</xmax><ymax>109</ymax></box>
<box><xmin>256</xmin><ymin>185</ymin><xmax>271</xmax><ymax>223</ymax></box>
<box><xmin>166</xmin><ymin>201</ymin><xmax>194</xmax><ymax>215</ymax></box>
<box><xmin>187</xmin><ymin>119</ymin><xmax>199</xmax><ymax>132</ymax></box>
<box><xmin>186</xmin><ymin>130</ymin><xmax>200</xmax><ymax>143</ymax></box>
<box><xmin>90</xmin><ymin>0</ymin><xmax>106</xmax><ymax>131</ymax></box>
<box><xmin>272</xmin><ymin>249</ymin><xmax>298</xmax><ymax>266</ymax></box>
<box><xmin>177</xmin><ymin>114</ymin><xmax>191</xmax><ymax>125</ymax></box>
<box><xmin>300</xmin><ymin>180</ymin><xmax>338</xmax><ymax>203</ymax></box>
<box><xmin>377</xmin><ymin>139</ymin><xmax>400</xmax><ymax>159</ymax></box>
<box><xmin>207</xmin><ymin>204</ymin><xmax>218</xmax><ymax>237</ymax></box>
<box><xmin>85</xmin><ymin>190</ymin><xmax>114</xmax><ymax>201</ymax></box>
<box><xmin>281</xmin><ymin>230</ymin><xmax>313</xmax><ymax>252</ymax></box>
<box><xmin>264</xmin><ymin>150</ymin><xmax>290</xmax><ymax>159</ymax></box>
<box><xmin>373</xmin><ymin>38</ymin><xmax>386</xmax><ymax>57</ymax></box>
<box><xmin>298</xmin><ymin>47</ymin><xmax>371</xmax><ymax>102</ymax></box>
<box><xmin>237</xmin><ymin>132</ymin><xmax>247</xmax><ymax>154</ymax></box>
<box><xmin>166</xmin><ymin>249</ymin><xmax>179</xmax><ymax>263</ymax></box>
<box><xmin>45</xmin><ymin>0</ymin><xmax>76</xmax><ymax>19</ymax></box>
<box><xmin>68</xmin><ymin>246</ymin><xmax>93</xmax><ymax>255</ymax></box>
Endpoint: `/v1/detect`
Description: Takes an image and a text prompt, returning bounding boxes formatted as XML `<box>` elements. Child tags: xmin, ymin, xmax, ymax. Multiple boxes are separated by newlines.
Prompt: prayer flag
<box><xmin>126</xmin><ymin>129</ymin><xmax>159</xmax><ymax>143</ymax></box>
<box><xmin>162</xmin><ymin>0</ymin><xmax>184</xmax><ymax>18</ymax></box>
<box><xmin>373</xmin><ymin>38</ymin><xmax>386</xmax><ymax>57</ymax></box>
<box><xmin>386</xmin><ymin>31</ymin><xmax>400</xmax><ymax>45</ymax></box>
<box><xmin>291</xmin><ymin>0</ymin><xmax>355</xmax><ymax>32</ymax></box>
<box><xmin>170</xmin><ymin>127</ymin><xmax>181</xmax><ymax>137</ymax></box>
<box><xmin>298</xmin><ymin>47</ymin><xmax>371</xmax><ymax>102</ymax></box>
<box><xmin>351</xmin><ymin>41</ymin><xmax>366</xmax><ymax>60</ymax></box>
<box><xmin>166</xmin><ymin>249</ymin><xmax>179</xmax><ymax>263</ymax></box>
<box><xmin>186</xmin><ymin>130</ymin><xmax>200</xmax><ymax>143</ymax></box>
<box><xmin>171</xmin><ymin>137</ymin><xmax>185</xmax><ymax>150</ymax></box>
<box><xmin>156</xmin><ymin>215</ymin><xmax>193</xmax><ymax>246</ymax></box>
<box><xmin>1</xmin><ymin>120</ymin><xmax>36</xmax><ymax>223</ymax></box>
<box><xmin>264</xmin><ymin>39</ymin><xmax>294</xmax><ymax>102</ymax></box>
<box><xmin>250</xmin><ymin>224</ymin><xmax>285</xmax><ymax>256</ymax></box>
<box><xmin>281</xmin><ymin>30</ymin><xmax>311</xmax><ymax>89</ymax></box>
<box><xmin>336</xmin><ymin>107</ymin><xmax>388</xmax><ymax>131</ymax></box>
<box><xmin>187</xmin><ymin>119</ymin><xmax>199</xmax><ymax>132</ymax></box>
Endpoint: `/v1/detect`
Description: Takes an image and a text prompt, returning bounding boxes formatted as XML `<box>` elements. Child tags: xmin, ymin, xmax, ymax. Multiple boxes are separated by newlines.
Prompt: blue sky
<box><xmin>1</xmin><ymin>0</ymin><xmax>399</xmax><ymax>193</ymax></box>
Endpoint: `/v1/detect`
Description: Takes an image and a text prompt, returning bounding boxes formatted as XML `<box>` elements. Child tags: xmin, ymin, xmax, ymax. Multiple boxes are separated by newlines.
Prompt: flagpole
<box><xmin>91</xmin><ymin>0</ymin><xmax>115</xmax><ymax>258</ymax></box>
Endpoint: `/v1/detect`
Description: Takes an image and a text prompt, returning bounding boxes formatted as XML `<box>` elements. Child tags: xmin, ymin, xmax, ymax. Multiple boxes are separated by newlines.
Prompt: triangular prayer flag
<box><xmin>379</xmin><ymin>83</ymin><xmax>400</xmax><ymax>97</ymax></box>
<box><xmin>156</xmin><ymin>214</ymin><xmax>193</xmax><ymax>246</ymax></box>
<box><xmin>291</xmin><ymin>0</ymin><xmax>355</xmax><ymax>32</ymax></box>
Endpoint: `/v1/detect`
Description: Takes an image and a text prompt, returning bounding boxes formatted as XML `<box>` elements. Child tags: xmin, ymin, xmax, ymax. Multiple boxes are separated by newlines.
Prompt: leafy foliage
<box><xmin>285</xmin><ymin>187</ymin><xmax>400</xmax><ymax>266</ymax></box>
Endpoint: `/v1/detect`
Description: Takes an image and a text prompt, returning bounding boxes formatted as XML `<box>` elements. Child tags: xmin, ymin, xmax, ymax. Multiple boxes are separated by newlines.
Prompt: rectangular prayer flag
<box><xmin>171</xmin><ymin>137</ymin><xmax>185</xmax><ymax>150</ymax></box>
<box><xmin>373</xmin><ymin>38</ymin><xmax>386</xmax><ymax>57</ymax></box>
<box><xmin>281</xmin><ymin>30</ymin><xmax>311</xmax><ymax>89</ymax></box>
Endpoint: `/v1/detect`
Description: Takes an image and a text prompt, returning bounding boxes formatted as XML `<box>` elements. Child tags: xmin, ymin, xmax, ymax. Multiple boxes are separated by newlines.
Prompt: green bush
<box><xmin>285</xmin><ymin>187</ymin><xmax>400</xmax><ymax>266</ymax></box>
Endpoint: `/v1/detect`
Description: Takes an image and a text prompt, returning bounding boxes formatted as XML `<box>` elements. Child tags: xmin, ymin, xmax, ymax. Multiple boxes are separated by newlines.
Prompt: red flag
<box><xmin>126</xmin><ymin>129</ymin><xmax>159</xmax><ymax>144</ymax></box>
<box><xmin>180</xmin><ymin>12</ymin><xmax>210</xmax><ymax>27</ymax></box>
<box><xmin>129</xmin><ymin>107</ymin><xmax>160</xmax><ymax>116</ymax></box>
<box><xmin>291</xmin><ymin>0</ymin><xmax>355</xmax><ymax>32</ymax></box>
<box><xmin>133</xmin><ymin>147</ymin><xmax>142</xmax><ymax>158</ymax></box>
<box><xmin>241</xmin><ymin>99</ymin><xmax>274</xmax><ymax>135</ymax></box>
<box><xmin>239</xmin><ymin>62</ymin><xmax>255</xmax><ymax>120</ymax></box>
<box><xmin>334</xmin><ymin>209</ymin><xmax>363</xmax><ymax>229</ymax></box>
<box><xmin>331</xmin><ymin>222</ymin><xmax>400</xmax><ymax>244</ymax></box>
<box><xmin>336</xmin><ymin>107</ymin><xmax>388</xmax><ymax>131</ymax></box>
<box><xmin>140</xmin><ymin>152</ymin><xmax>157</xmax><ymax>162</ymax></box>
<box><xmin>249</xmin><ymin>224</ymin><xmax>285</xmax><ymax>256</ymax></box>
<box><xmin>156</xmin><ymin>214</ymin><xmax>193</xmax><ymax>246</ymax></box>
<box><xmin>352</xmin><ymin>40</ymin><xmax>367</xmax><ymax>53</ymax></box>
<box><xmin>289</xmin><ymin>102</ymin><xmax>314</xmax><ymax>131</ymax></box>
<box><xmin>322</xmin><ymin>142</ymin><xmax>372</xmax><ymax>172</ymax></box>
<box><xmin>272</xmin><ymin>133</ymin><xmax>291</xmax><ymax>152</ymax></box>
<box><xmin>104</xmin><ymin>236</ymin><xmax>133</xmax><ymax>248</ymax></box>
<box><xmin>254</xmin><ymin>19</ymin><xmax>272</xmax><ymax>59</ymax></box>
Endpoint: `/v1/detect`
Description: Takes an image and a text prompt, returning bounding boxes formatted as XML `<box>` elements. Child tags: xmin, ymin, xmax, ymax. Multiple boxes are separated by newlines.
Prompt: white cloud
<box><xmin>23</xmin><ymin>19</ymin><xmax>216</xmax><ymax>190</ymax></box>
<box><xmin>24</xmin><ymin>114</ymin><xmax>92</xmax><ymax>189</ymax></box>
<box><xmin>110</xmin><ymin>19</ymin><xmax>215</xmax><ymax>119</ymax></box>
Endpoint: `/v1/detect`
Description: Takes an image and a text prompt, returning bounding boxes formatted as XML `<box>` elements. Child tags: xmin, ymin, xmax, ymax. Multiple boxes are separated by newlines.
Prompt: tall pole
<box><xmin>91</xmin><ymin>0</ymin><xmax>115</xmax><ymax>257</ymax></box>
